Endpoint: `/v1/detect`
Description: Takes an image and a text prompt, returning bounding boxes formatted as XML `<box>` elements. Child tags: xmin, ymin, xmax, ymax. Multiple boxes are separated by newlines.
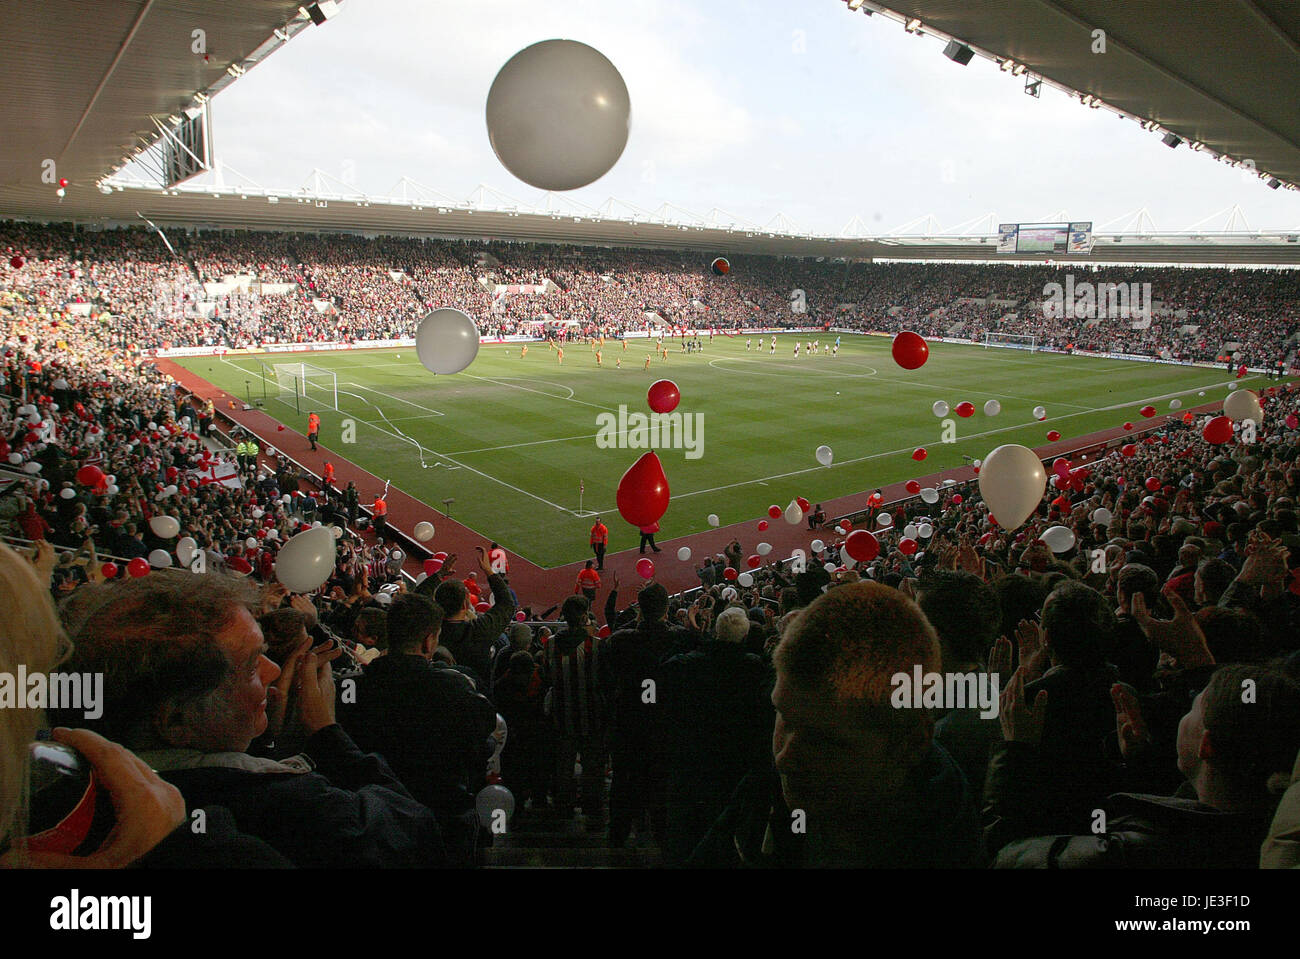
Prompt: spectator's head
<box><xmin>715</xmin><ymin>607</ymin><xmax>750</xmax><ymax>644</ymax></box>
<box><xmin>1117</xmin><ymin>563</ymin><xmax>1160</xmax><ymax>613</ymax></box>
<box><xmin>53</xmin><ymin>572</ymin><xmax>274</xmax><ymax>754</ymax></box>
<box><xmin>637</xmin><ymin>582</ymin><xmax>668</xmax><ymax>623</ymax></box>
<box><xmin>915</xmin><ymin>570</ymin><xmax>1000</xmax><ymax>671</ymax></box>
<box><xmin>560</xmin><ymin>595</ymin><xmax>589</xmax><ymax>629</ymax></box>
<box><xmin>385</xmin><ymin>593</ymin><xmax>443</xmax><ymax>657</ymax></box>
<box><xmin>1177</xmin><ymin>543</ymin><xmax>1202</xmax><ymax>570</ymax></box>
<box><xmin>583</xmin><ymin>560</ymin><xmax>593</xmax><ymax>571</ymax></box>
<box><xmin>1194</xmin><ymin>559</ymin><xmax>1236</xmax><ymax>607</ymax></box>
<box><xmin>1041</xmin><ymin>581</ymin><xmax>1114</xmax><ymax>667</ymax></box>
<box><xmin>992</xmin><ymin>573</ymin><xmax>1048</xmax><ymax>641</ymax></box>
<box><xmin>354</xmin><ymin>607</ymin><xmax>387</xmax><ymax>649</ymax></box>
<box><xmin>1178</xmin><ymin>664</ymin><xmax>1300</xmax><ymax>808</ymax></box>
<box><xmin>507</xmin><ymin>622</ymin><xmax>532</xmax><ymax>652</ymax></box>
<box><xmin>772</xmin><ymin>582</ymin><xmax>940</xmax><ymax>822</ymax></box>
<box><xmin>0</xmin><ymin>544</ymin><xmax>73</xmax><ymax>848</ymax></box>
<box><xmin>433</xmin><ymin>578</ymin><xmax>471</xmax><ymax>619</ymax></box>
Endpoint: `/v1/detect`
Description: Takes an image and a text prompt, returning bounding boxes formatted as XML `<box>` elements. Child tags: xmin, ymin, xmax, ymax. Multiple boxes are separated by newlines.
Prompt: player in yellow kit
<box><xmin>595</xmin><ymin>349</ymin><xmax>603</xmax><ymax>367</ymax></box>
<box><xmin>557</xmin><ymin>347</ymin><xmax>564</xmax><ymax>365</ymax></box>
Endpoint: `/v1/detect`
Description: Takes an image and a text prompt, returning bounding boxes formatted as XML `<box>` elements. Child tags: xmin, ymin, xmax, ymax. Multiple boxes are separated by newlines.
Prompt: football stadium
<box><xmin>2</xmin><ymin>0</ymin><xmax>1299</xmax><ymax>912</ymax></box>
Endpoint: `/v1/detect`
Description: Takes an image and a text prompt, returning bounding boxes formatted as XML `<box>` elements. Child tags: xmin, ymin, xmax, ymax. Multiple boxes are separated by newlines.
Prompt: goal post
<box><xmin>270</xmin><ymin>361</ymin><xmax>339</xmax><ymax>414</ymax></box>
<box><xmin>983</xmin><ymin>332</ymin><xmax>1038</xmax><ymax>353</ymax></box>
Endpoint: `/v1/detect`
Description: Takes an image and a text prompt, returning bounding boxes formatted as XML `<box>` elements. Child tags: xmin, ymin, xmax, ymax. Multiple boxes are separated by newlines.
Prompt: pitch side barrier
<box><xmin>825</xmin><ymin>329</ymin><xmax>1277</xmax><ymax>374</ymax></box>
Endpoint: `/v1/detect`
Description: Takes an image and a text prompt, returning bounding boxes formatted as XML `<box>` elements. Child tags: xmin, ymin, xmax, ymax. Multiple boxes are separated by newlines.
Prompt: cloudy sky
<box><xmin>206</xmin><ymin>0</ymin><xmax>1300</xmax><ymax>236</ymax></box>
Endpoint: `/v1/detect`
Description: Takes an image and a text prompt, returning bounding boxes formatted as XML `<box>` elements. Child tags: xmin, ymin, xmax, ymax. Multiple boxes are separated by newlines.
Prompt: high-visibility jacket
<box><xmin>308</xmin><ymin>414</ymin><xmax>321</xmax><ymax>434</ymax></box>
<box><xmin>373</xmin><ymin>498</ymin><xmax>387</xmax><ymax>516</ymax></box>
<box><xmin>236</xmin><ymin>442</ymin><xmax>249</xmax><ymax>457</ymax></box>
<box><xmin>589</xmin><ymin>523</ymin><xmax>608</xmax><ymax>545</ymax></box>
<box><xmin>247</xmin><ymin>442</ymin><xmax>259</xmax><ymax>457</ymax></box>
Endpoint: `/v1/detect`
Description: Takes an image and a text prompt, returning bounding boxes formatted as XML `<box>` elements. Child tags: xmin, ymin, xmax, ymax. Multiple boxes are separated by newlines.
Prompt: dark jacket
<box><xmin>143</xmin><ymin>724</ymin><xmax>444</xmax><ymax>868</ymax></box>
<box><xmin>993</xmin><ymin>791</ymin><xmax>1276</xmax><ymax>869</ymax></box>
<box><xmin>598</xmin><ymin>618</ymin><xmax>690</xmax><ymax>747</ymax></box>
<box><xmin>689</xmin><ymin>743</ymin><xmax>983</xmax><ymax>868</ymax></box>
<box><xmin>337</xmin><ymin>653</ymin><xmax>498</xmax><ymax>821</ymax></box>
<box><xmin>437</xmin><ymin>573</ymin><xmax>517</xmax><ymax>683</ymax></box>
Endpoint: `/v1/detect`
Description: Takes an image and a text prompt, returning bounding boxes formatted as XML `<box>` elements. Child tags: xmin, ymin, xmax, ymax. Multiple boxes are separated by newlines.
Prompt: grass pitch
<box><xmin>180</xmin><ymin>334</ymin><xmax>1256</xmax><ymax>566</ymax></box>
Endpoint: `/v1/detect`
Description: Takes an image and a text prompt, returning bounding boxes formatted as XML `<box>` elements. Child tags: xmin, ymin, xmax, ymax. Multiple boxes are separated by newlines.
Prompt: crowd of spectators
<box><xmin>2</xmin><ymin>218</ymin><xmax>1300</xmax><ymax>871</ymax></box>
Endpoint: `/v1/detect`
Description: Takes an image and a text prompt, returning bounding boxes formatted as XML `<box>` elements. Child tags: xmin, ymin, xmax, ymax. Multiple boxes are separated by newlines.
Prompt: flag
<box><xmin>580</xmin><ymin>479</ymin><xmax>584</xmax><ymax>495</ymax></box>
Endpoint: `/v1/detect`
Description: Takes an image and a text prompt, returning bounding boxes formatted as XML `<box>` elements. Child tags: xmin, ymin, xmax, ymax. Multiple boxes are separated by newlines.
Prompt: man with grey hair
<box><xmin>660</xmin><ymin>604</ymin><xmax>772</xmax><ymax>864</ymax></box>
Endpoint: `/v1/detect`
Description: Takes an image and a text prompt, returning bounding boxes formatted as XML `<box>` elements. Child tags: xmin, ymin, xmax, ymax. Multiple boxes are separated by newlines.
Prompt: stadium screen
<box><xmin>996</xmin><ymin>221</ymin><xmax>1093</xmax><ymax>255</ymax></box>
<box><xmin>163</xmin><ymin>109</ymin><xmax>213</xmax><ymax>187</ymax></box>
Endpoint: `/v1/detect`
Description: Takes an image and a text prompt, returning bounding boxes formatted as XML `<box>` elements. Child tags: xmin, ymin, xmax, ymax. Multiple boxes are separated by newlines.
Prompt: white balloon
<box><xmin>920</xmin><ymin>487</ymin><xmax>939</xmax><ymax>504</ymax></box>
<box><xmin>677</xmin><ymin>546</ymin><xmax>692</xmax><ymax>561</ymax></box>
<box><xmin>106</xmin><ymin>475</ymin><xmax>116</xmax><ymax>485</ymax></box>
<box><xmin>22</xmin><ymin>462</ymin><xmax>40</xmax><ymax>474</ymax></box>
<box><xmin>177</xmin><ymin>537</ymin><xmax>197</xmax><ymax>565</ymax></box>
<box><xmin>824</xmin><ymin>562</ymin><xmax>838</xmax><ymax>574</ymax></box>
<box><xmin>931</xmin><ymin>400</ymin><xmax>949</xmax><ymax>418</ymax></box>
<box><xmin>147</xmin><ymin>422</ymin><xmax>157</xmax><ymax>430</ymax></box>
<box><xmin>475</xmin><ymin>784</ymin><xmax>515</xmax><ymax>828</ymax></box>
<box><xmin>1222</xmin><ymin>389</ymin><xmax>1261</xmax><ymax>423</ymax></box>
<box><xmin>784</xmin><ymin>500</ymin><xmax>802</xmax><ymax>525</ymax></box>
<box><xmin>978</xmin><ymin>444</ymin><xmax>1047</xmax><ymax>530</ymax></box>
<box><xmin>815</xmin><ymin>445</ymin><xmax>833</xmax><ymax>467</ymax></box>
<box><xmin>148</xmin><ymin>549</ymin><xmax>172</xmax><ymax>569</ymax></box>
<box><xmin>266</xmin><ymin>528</ymin><xmax>279</xmax><ymax>540</ymax></box>
<box><xmin>707</xmin><ymin>513</ymin><xmax>720</xmax><ymax>527</ymax></box>
<box><xmin>106</xmin><ymin>485</ymin><xmax>119</xmax><ymax>495</ymax></box>
<box><xmin>252</xmin><ymin>509</ymin><xmax>265</xmax><ymax>519</ymax></box>
<box><xmin>274</xmin><ymin>526</ymin><xmax>336</xmax><ymax>593</ymax></box>
<box><xmin>1091</xmin><ymin>507</ymin><xmax>1113</xmax><ymax>526</ymax></box>
<box><xmin>415</xmin><ymin>308</ymin><xmax>480</xmax><ymax>375</ymax></box>
<box><xmin>918</xmin><ymin>524</ymin><xmax>934</xmax><ymax>539</ymax></box>
<box><xmin>1041</xmin><ymin>525</ymin><xmax>1077</xmax><ymax>553</ymax></box>
<box><xmin>737</xmin><ymin>572</ymin><xmax>753</xmax><ymax>587</ymax></box>
<box><xmin>903</xmin><ymin>524</ymin><xmax>919</xmax><ymax>539</ymax></box>
<box><xmin>839</xmin><ymin>547</ymin><xmax>853</xmax><ymax>568</ymax></box>
<box><xmin>486</xmin><ymin>39</ymin><xmax>630</xmax><ymax>191</ymax></box>
<box><xmin>756</xmin><ymin>542</ymin><xmax>772</xmax><ymax>556</ymax></box>
<box><xmin>415</xmin><ymin>572</ymin><xmax>428</xmax><ymax>584</ymax></box>
<box><xmin>1228</xmin><ymin>382</ymin><xmax>1238</xmax><ymax>391</ymax></box>
<box><xmin>164</xmin><ymin>484</ymin><xmax>177</xmax><ymax>496</ymax></box>
<box><xmin>984</xmin><ymin>400</ymin><xmax>1001</xmax><ymax>417</ymax></box>
<box><xmin>149</xmin><ymin>515</ymin><xmax>180</xmax><ymax>538</ymax></box>
<box><xmin>246</xmin><ymin>537</ymin><xmax>258</xmax><ymax>549</ymax></box>
<box><xmin>834</xmin><ymin>527</ymin><xmax>846</xmax><ymax>536</ymax></box>
<box><xmin>6</xmin><ymin>453</ymin><xmax>21</xmax><ymax>464</ymax></box>
<box><xmin>59</xmin><ymin>487</ymin><xmax>76</xmax><ymax>499</ymax></box>
<box><xmin>1032</xmin><ymin>406</ymin><xmax>1047</xmax><ymax>419</ymax></box>
<box><xmin>281</xmin><ymin>495</ymin><xmax>292</xmax><ymax>505</ymax></box>
<box><xmin>810</xmin><ymin>539</ymin><xmax>825</xmax><ymax>553</ymax></box>
<box><xmin>332</xmin><ymin>526</ymin><xmax>343</xmax><ymax>539</ymax></box>
<box><xmin>721</xmin><ymin>587</ymin><xmax>738</xmax><ymax>601</ymax></box>
<box><xmin>391</xmin><ymin>549</ymin><xmax>404</xmax><ymax>561</ymax></box>
<box><xmin>1169</xmin><ymin>399</ymin><xmax>1182</xmax><ymax>410</ymax></box>
<box><xmin>414</xmin><ymin>521</ymin><xmax>435</xmax><ymax>542</ymax></box>
<box><xmin>374</xmin><ymin>592</ymin><xmax>393</xmax><ymax>606</ymax></box>
<box><xmin>877</xmin><ymin>513</ymin><xmax>893</xmax><ymax>527</ymax></box>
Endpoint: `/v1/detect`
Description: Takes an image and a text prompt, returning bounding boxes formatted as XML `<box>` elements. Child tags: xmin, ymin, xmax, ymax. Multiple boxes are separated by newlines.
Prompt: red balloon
<box><xmin>1052</xmin><ymin>457</ymin><xmax>1071</xmax><ymax>476</ymax></box>
<box><xmin>1047</xmin><ymin>430</ymin><xmax>1061</xmax><ymax>442</ymax></box>
<box><xmin>597</xmin><ymin>625</ymin><xmax>611</xmax><ymax>638</ymax></box>
<box><xmin>8</xmin><ymin>256</ymin><xmax>23</xmax><ymax>269</ymax></box>
<box><xmin>1121</xmin><ymin>444</ymin><xmax>1137</xmax><ymax>457</ymax></box>
<box><xmin>647</xmin><ymin>379</ymin><xmax>681</xmax><ymax>414</ymax></box>
<box><xmin>1053</xmin><ymin>474</ymin><xmax>1069</xmax><ymax>490</ymax></box>
<box><xmin>1139</xmin><ymin>405</ymin><xmax>1156</xmax><ymax>418</ymax></box>
<box><xmin>844</xmin><ymin>529</ymin><xmax>880</xmax><ymax>562</ymax></box>
<box><xmin>76</xmin><ymin>464</ymin><xmax>104</xmax><ymax>487</ymax></box>
<box><xmin>616</xmin><ymin>451</ymin><xmax>670</xmax><ymax>528</ymax></box>
<box><xmin>757</xmin><ymin>520</ymin><xmax>768</xmax><ymax>531</ymax></box>
<box><xmin>891</xmin><ymin>331</ymin><xmax>929</xmax><ymax>370</ymax></box>
<box><xmin>951</xmin><ymin>494</ymin><xmax>963</xmax><ymax>505</ymax></box>
<box><xmin>475</xmin><ymin>601</ymin><xmax>491</xmax><ymax>613</ymax></box>
<box><xmin>898</xmin><ymin>537</ymin><xmax>918</xmax><ymax>556</ymax></box>
<box><xmin>127</xmin><ymin>557</ymin><xmax>150</xmax><ymax>578</ymax></box>
<box><xmin>912</xmin><ymin>448</ymin><xmax>927</xmax><ymax>461</ymax></box>
<box><xmin>711</xmin><ymin>257</ymin><xmax>730</xmax><ymax>276</ymax></box>
<box><xmin>973</xmin><ymin>466</ymin><xmax>980</xmax><ymax>475</ymax></box>
<box><xmin>767</xmin><ymin>505</ymin><xmax>782</xmax><ymax>519</ymax></box>
<box><xmin>1123</xmin><ymin>422</ymin><xmax>1134</xmax><ymax>431</ymax></box>
<box><xmin>1286</xmin><ymin>414</ymin><xmax>1299</xmax><ymax>430</ymax></box>
<box><xmin>795</xmin><ymin>497</ymin><xmax>811</xmax><ymax>513</ymax></box>
<box><xmin>954</xmin><ymin>402</ymin><xmax>975</xmax><ymax>418</ymax></box>
<box><xmin>1145</xmin><ymin>476</ymin><xmax>1161</xmax><ymax>492</ymax></box>
<box><xmin>905</xmin><ymin>480</ymin><xmax>921</xmax><ymax>495</ymax></box>
<box><xmin>746</xmin><ymin>554</ymin><xmax>761</xmax><ymax>569</ymax></box>
<box><xmin>723</xmin><ymin>567</ymin><xmax>738</xmax><ymax>581</ymax></box>
<box><xmin>277</xmin><ymin>425</ymin><xmax>285</xmax><ymax>432</ymax></box>
<box><xmin>424</xmin><ymin>558</ymin><xmax>443</xmax><ymax>576</ymax></box>
<box><xmin>842</xmin><ymin>519</ymin><xmax>853</xmax><ymax>531</ymax></box>
<box><xmin>100</xmin><ymin>562</ymin><xmax>118</xmax><ymax>579</ymax></box>
<box><xmin>165</xmin><ymin>466</ymin><xmax>178</xmax><ymax>480</ymax></box>
<box><xmin>58</xmin><ymin>178</ymin><xmax>68</xmax><ymax>188</ymax></box>
<box><xmin>515</xmin><ymin>610</ymin><xmax>526</xmax><ymax>622</ymax></box>
<box><xmin>1203</xmin><ymin>415</ymin><xmax>1234</xmax><ymax>445</ymax></box>
<box><xmin>1182</xmin><ymin>412</ymin><xmax>1194</xmax><ymax>424</ymax></box>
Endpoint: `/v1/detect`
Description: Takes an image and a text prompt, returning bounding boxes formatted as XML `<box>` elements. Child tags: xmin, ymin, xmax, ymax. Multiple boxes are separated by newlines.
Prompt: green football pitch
<box><xmin>178</xmin><ymin>334</ymin><xmax>1256</xmax><ymax>567</ymax></box>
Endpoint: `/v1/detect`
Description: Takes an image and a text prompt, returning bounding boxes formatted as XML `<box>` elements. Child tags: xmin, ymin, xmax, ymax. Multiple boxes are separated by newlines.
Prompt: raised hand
<box><xmin>1131</xmin><ymin>592</ymin><xmax>1214</xmax><ymax>668</ymax></box>
<box><xmin>999</xmin><ymin>666</ymin><xmax>1049</xmax><ymax>744</ymax></box>
<box><xmin>1111</xmin><ymin>683</ymin><xmax>1151</xmax><ymax>761</ymax></box>
<box><xmin>1014</xmin><ymin>618</ymin><xmax>1049</xmax><ymax>682</ymax></box>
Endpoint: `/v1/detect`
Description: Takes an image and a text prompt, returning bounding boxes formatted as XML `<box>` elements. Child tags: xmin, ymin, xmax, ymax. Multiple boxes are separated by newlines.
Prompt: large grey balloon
<box><xmin>274</xmin><ymin>526</ymin><xmax>337</xmax><ymax>594</ymax></box>
<box><xmin>416</xmin><ymin>308</ymin><xmax>480</xmax><ymax>374</ymax></box>
<box><xmin>486</xmin><ymin>39</ymin><xmax>631</xmax><ymax>191</ymax></box>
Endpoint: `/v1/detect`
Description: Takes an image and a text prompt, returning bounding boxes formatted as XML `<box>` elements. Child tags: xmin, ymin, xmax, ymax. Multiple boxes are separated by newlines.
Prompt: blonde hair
<box><xmin>0</xmin><ymin>543</ymin><xmax>73</xmax><ymax>851</ymax></box>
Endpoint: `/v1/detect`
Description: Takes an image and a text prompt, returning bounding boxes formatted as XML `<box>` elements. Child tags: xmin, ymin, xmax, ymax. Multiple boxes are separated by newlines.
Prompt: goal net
<box><xmin>271</xmin><ymin>362</ymin><xmax>339</xmax><ymax>412</ymax></box>
<box><xmin>983</xmin><ymin>332</ymin><xmax>1038</xmax><ymax>353</ymax></box>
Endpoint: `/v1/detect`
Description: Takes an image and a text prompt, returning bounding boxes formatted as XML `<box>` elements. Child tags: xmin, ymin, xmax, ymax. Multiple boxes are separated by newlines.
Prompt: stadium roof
<box><xmin>0</xmin><ymin>0</ymin><xmax>1297</xmax><ymax>265</ymax></box>
<box><xmin>852</xmin><ymin>0</ymin><xmax>1300</xmax><ymax>189</ymax></box>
